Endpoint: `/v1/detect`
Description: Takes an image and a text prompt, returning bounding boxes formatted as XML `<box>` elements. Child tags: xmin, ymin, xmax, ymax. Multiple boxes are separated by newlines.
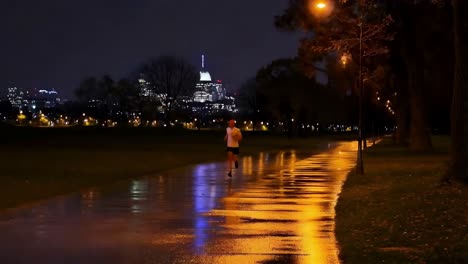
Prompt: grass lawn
<box><xmin>0</xmin><ymin>127</ymin><xmax>348</xmax><ymax>210</ymax></box>
<box><xmin>336</xmin><ymin>136</ymin><xmax>468</xmax><ymax>263</ymax></box>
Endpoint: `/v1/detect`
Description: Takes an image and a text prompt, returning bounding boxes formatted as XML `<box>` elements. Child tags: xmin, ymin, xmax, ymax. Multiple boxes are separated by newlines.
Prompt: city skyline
<box><xmin>2</xmin><ymin>54</ymin><xmax>222</xmax><ymax>101</ymax></box>
<box><xmin>0</xmin><ymin>1</ymin><xmax>302</xmax><ymax>98</ymax></box>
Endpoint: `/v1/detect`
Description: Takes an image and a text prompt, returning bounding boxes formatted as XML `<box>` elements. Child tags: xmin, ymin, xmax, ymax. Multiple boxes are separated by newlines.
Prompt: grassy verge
<box><xmin>0</xmin><ymin>127</ymin><xmax>348</xmax><ymax>210</ymax></box>
<box><xmin>336</xmin><ymin>136</ymin><xmax>468</xmax><ymax>263</ymax></box>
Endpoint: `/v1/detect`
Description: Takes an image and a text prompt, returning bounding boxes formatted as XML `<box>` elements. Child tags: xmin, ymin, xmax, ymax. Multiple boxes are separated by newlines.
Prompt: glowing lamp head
<box><xmin>316</xmin><ymin>2</ymin><xmax>326</xmax><ymax>9</ymax></box>
<box><xmin>309</xmin><ymin>1</ymin><xmax>333</xmax><ymax>17</ymax></box>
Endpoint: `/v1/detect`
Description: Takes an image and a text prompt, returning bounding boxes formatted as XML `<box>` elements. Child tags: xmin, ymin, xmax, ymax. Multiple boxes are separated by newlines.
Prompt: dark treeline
<box><xmin>73</xmin><ymin>56</ymin><xmax>199</xmax><ymax>127</ymax></box>
<box><xmin>70</xmin><ymin>54</ymin><xmax>386</xmax><ymax>137</ymax></box>
<box><xmin>236</xmin><ymin>57</ymin><xmax>393</xmax><ymax>138</ymax></box>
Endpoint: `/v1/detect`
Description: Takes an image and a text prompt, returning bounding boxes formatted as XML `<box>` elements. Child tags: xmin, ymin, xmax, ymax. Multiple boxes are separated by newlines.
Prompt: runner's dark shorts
<box><xmin>226</xmin><ymin>147</ymin><xmax>240</xmax><ymax>155</ymax></box>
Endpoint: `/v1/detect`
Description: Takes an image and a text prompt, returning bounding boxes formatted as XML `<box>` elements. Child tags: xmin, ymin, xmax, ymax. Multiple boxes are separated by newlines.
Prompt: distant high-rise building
<box><xmin>23</xmin><ymin>88</ymin><xmax>59</xmax><ymax>110</ymax></box>
<box><xmin>138</xmin><ymin>78</ymin><xmax>156</xmax><ymax>98</ymax></box>
<box><xmin>194</xmin><ymin>55</ymin><xmax>225</xmax><ymax>103</ymax></box>
<box><xmin>37</xmin><ymin>89</ymin><xmax>59</xmax><ymax>108</ymax></box>
<box><xmin>7</xmin><ymin>86</ymin><xmax>24</xmax><ymax>108</ymax></box>
<box><xmin>6</xmin><ymin>85</ymin><xmax>62</xmax><ymax>111</ymax></box>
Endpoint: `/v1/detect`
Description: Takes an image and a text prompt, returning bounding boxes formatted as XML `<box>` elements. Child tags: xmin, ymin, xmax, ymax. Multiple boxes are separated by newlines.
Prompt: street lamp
<box><xmin>357</xmin><ymin>18</ymin><xmax>364</xmax><ymax>174</ymax></box>
<box><xmin>337</xmin><ymin>18</ymin><xmax>365</xmax><ymax>175</ymax></box>
<box><xmin>309</xmin><ymin>1</ymin><xmax>333</xmax><ymax>17</ymax></box>
<box><xmin>310</xmin><ymin>1</ymin><xmax>365</xmax><ymax>174</ymax></box>
<box><xmin>316</xmin><ymin>2</ymin><xmax>327</xmax><ymax>9</ymax></box>
<box><xmin>340</xmin><ymin>52</ymin><xmax>351</xmax><ymax>67</ymax></box>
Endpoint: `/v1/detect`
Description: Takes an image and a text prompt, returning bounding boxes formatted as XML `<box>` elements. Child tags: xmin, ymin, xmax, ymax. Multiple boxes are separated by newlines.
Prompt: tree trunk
<box><xmin>395</xmin><ymin>81</ymin><xmax>410</xmax><ymax>146</ymax></box>
<box><xmin>397</xmin><ymin>5</ymin><xmax>432</xmax><ymax>152</ymax></box>
<box><xmin>363</xmin><ymin>96</ymin><xmax>368</xmax><ymax>149</ymax></box>
<box><xmin>408</xmin><ymin>58</ymin><xmax>432</xmax><ymax>152</ymax></box>
<box><xmin>395</xmin><ymin>108</ymin><xmax>410</xmax><ymax>145</ymax></box>
<box><xmin>446</xmin><ymin>0</ymin><xmax>467</xmax><ymax>181</ymax></box>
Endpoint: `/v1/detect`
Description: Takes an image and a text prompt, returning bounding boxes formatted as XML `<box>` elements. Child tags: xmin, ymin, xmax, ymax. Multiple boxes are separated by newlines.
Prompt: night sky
<box><xmin>1</xmin><ymin>0</ymin><xmax>302</xmax><ymax>98</ymax></box>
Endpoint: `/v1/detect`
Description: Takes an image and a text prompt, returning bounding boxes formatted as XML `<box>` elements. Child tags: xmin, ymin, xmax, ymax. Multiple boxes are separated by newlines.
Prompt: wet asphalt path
<box><xmin>0</xmin><ymin>141</ymin><xmax>357</xmax><ymax>264</ymax></box>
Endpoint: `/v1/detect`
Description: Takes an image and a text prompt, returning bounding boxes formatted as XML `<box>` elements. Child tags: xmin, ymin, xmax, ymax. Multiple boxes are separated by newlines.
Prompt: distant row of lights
<box><xmin>376</xmin><ymin>91</ymin><xmax>397</xmax><ymax>115</ymax></box>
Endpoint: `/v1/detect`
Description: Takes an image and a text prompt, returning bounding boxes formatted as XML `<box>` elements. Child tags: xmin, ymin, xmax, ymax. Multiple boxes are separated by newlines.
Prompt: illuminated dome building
<box><xmin>193</xmin><ymin>55</ymin><xmax>225</xmax><ymax>103</ymax></box>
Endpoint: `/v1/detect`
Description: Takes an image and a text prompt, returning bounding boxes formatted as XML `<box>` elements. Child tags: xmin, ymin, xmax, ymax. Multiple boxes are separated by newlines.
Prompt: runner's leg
<box><xmin>227</xmin><ymin>151</ymin><xmax>233</xmax><ymax>176</ymax></box>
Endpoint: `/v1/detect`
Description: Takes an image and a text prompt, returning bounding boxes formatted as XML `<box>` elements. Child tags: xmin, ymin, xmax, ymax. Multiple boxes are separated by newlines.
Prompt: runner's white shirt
<box><xmin>226</xmin><ymin>127</ymin><xmax>241</xmax><ymax>148</ymax></box>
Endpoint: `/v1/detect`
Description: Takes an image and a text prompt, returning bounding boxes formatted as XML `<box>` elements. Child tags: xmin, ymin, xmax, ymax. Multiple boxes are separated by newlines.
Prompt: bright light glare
<box><xmin>340</xmin><ymin>53</ymin><xmax>350</xmax><ymax>66</ymax></box>
<box><xmin>309</xmin><ymin>1</ymin><xmax>332</xmax><ymax>18</ymax></box>
<box><xmin>316</xmin><ymin>3</ymin><xmax>326</xmax><ymax>9</ymax></box>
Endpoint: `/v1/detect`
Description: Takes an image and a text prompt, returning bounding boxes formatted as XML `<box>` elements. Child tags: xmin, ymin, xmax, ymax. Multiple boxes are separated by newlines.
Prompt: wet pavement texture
<box><xmin>0</xmin><ymin>141</ymin><xmax>357</xmax><ymax>264</ymax></box>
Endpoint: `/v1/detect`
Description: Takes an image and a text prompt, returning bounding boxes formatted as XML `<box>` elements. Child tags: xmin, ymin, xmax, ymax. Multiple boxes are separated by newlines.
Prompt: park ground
<box><xmin>0</xmin><ymin>127</ymin><xmax>466</xmax><ymax>263</ymax></box>
<box><xmin>336</xmin><ymin>136</ymin><xmax>467</xmax><ymax>263</ymax></box>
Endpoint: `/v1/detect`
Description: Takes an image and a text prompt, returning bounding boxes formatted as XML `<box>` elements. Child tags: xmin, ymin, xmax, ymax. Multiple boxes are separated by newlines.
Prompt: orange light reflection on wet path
<box><xmin>203</xmin><ymin>141</ymin><xmax>358</xmax><ymax>263</ymax></box>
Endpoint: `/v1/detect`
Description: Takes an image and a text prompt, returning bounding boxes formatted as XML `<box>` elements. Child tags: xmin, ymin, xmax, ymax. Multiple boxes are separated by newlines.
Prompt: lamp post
<box><xmin>312</xmin><ymin>1</ymin><xmax>365</xmax><ymax>174</ymax></box>
<box><xmin>357</xmin><ymin>18</ymin><xmax>364</xmax><ymax>175</ymax></box>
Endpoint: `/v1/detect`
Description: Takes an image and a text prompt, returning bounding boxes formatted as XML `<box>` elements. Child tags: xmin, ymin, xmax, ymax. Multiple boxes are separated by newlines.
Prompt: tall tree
<box><xmin>237</xmin><ymin>77</ymin><xmax>268</xmax><ymax>129</ymax></box>
<box><xmin>237</xmin><ymin>78</ymin><xmax>259</xmax><ymax>117</ymax></box>
<box><xmin>256</xmin><ymin>59</ymin><xmax>299</xmax><ymax>136</ymax></box>
<box><xmin>138</xmin><ymin>56</ymin><xmax>198</xmax><ymax>123</ymax></box>
<box><xmin>447</xmin><ymin>0</ymin><xmax>467</xmax><ymax>181</ymax></box>
<box><xmin>0</xmin><ymin>100</ymin><xmax>14</xmax><ymax>120</ymax></box>
<box><xmin>75</xmin><ymin>75</ymin><xmax>117</xmax><ymax>125</ymax></box>
<box><xmin>75</xmin><ymin>77</ymin><xmax>98</xmax><ymax>102</ymax></box>
<box><xmin>256</xmin><ymin>58</ymin><xmax>349</xmax><ymax>136</ymax></box>
<box><xmin>391</xmin><ymin>3</ymin><xmax>439</xmax><ymax>151</ymax></box>
<box><xmin>98</xmin><ymin>75</ymin><xmax>117</xmax><ymax>122</ymax></box>
<box><xmin>393</xmin><ymin>0</ymin><xmax>467</xmax><ymax>180</ymax></box>
<box><xmin>113</xmin><ymin>78</ymin><xmax>141</xmax><ymax>125</ymax></box>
